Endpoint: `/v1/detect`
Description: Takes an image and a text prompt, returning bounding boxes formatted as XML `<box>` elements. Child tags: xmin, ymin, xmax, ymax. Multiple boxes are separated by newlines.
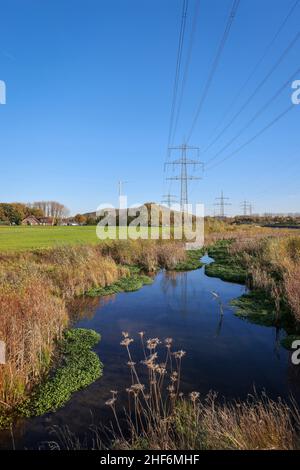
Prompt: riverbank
<box><xmin>0</xmin><ymin>239</ymin><xmax>189</xmax><ymax>427</ymax></box>
<box><xmin>205</xmin><ymin>237</ymin><xmax>300</xmax><ymax>348</ymax></box>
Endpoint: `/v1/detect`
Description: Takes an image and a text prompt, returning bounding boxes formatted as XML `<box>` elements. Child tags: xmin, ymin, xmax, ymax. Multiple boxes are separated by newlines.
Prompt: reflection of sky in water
<box><xmin>2</xmin><ymin>266</ymin><xmax>300</xmax><ymax>449</ymax></box>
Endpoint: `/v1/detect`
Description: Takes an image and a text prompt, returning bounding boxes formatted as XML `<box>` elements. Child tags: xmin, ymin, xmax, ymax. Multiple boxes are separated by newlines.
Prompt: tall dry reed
<box><xmin>0</xmin><ymin>240</ymin><xmax>187</xmax><ymax>409</ymax></box>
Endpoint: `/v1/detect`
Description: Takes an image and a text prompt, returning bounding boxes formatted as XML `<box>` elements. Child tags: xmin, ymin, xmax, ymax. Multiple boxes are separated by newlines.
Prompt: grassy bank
<box><xmin>0</xmin><ymin>239</ymin><xmax>187</xmax><ymax>425</ymax></box>
<box><xmin>204</xmin><ymin>235</ymin><xmax>300</xmax><ymax>346</ymax></box>
<box><xmin>205</xmin><ymin>240</ymin><xmax>247</xmax><ymax>284</ymax></box>
<box><xmin>229</xmin><ymin>235</ymin><xmax>300</xmax><ymax>340</ymax></box>
<box><xmin>20</xmin><ymin>329</ymin><xmax>102</xmax><ymax>418</ymax></box>
<box><xmin>0</xmin><ymin>226</ymin><xmax>170</xmax><ymax>252</ymax></box>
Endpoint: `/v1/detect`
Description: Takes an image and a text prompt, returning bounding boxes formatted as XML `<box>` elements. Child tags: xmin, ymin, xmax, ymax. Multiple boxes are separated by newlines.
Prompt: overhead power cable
<box><xmin>205</xmin><ymin>0</ymin><xmax>300</xmax><ymax>144</ymax></box>
<box><xmin>186</xmin><ymin>0</ymin><xmax>241</xmax><ymax>143</ymax></box>
<box><xmin>205</xmin><ymin>65</ymin><xmax>300</xmax><ymax>166</ymax></box>
<box><xmin>171</xmin><ymin>0</ymin><xmax>201</xmax><ymax>145</ymax></box>
<box><xmin>205</xmin><ymin>104</ymin><xmax>295</xmax><ymax>171</ymax></box>
<box><xmin>167</xmin><ymin>0</ymin><xmax>189</xmax><ymax>150</ymax></box>
<box><xmin>202</xmin><ymin>30</ymin><xmax>300</xmax><ymax>154</ymax></box>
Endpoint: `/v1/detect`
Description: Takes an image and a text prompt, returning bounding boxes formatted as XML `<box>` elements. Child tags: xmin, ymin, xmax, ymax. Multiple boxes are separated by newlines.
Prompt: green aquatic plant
<box><xmin>173</xmin><ymin>249</ymin><xmax>204</xmax><ymax>271</ymax></box>
<box><xmin>205</xmin><ymin>240</ymin><xmax>247</xmax><ymax>284</ymax></box>
<box><xmin>231</xmin><ymin>291</ymin><xmax>279</xmax><ymax>326</ymax></box>
<box><xmin>86</xmin><ymin>274</ymin><xmax>153</xmax><ymax>297</ymax></box>
<box><xmin>19</xmin><ymin>328</ymin><xmax>102</xmax><ymax>417</ymax></box>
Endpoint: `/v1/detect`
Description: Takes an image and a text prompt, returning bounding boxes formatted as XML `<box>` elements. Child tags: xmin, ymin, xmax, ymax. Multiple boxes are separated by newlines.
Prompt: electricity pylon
<box><xmin>241</xmin><ymin>200</ymin><xmax>252</xmax><ymax>216</ymax></box>
<box><xmin>161</xmin><ymin>193</ymin><xmax>177</xmax><ymax>207</ymax></box>
<box><xmin>214</xmin><ymin>191</ymin><xmax>231</xmax><ymax>218</ymax></box>
<box><xmin>165</xmin><ymin>144</ymin><xmax>203</xmax><ymax>211</ymax></box>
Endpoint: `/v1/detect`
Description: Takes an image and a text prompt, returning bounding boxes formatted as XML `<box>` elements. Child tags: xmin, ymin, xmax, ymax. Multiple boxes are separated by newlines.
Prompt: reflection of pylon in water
<box><xmin>179</xmin><ymin>272</ymin><xmax>188</xmax><ymax>316</ymax></box>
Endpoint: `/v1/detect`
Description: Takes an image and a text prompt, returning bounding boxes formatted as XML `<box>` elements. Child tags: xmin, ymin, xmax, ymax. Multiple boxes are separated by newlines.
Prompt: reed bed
<box><xmin>0</xmin><ymin>240</ymin><xmax>187</xmax><ymax>411</ymax></box>
<box><xmin>49</xmin><ymin>332</ymin><xmax>300</xmax><ymax>450</ymax></box>
<box><xmin>229</xmin><ymin>235</ymin><xmax>300</xmax><ymax>324</ymax></box>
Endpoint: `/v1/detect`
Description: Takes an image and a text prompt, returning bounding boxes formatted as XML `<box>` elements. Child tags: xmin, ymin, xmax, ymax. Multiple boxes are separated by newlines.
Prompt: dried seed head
<box><xmin>171</xmin><ymin>372</ymin><xmax>178</xmax><ymax>382</ymax></box>
<box><xmin>164</xmin><ymin>337</ymin><xmax>173</xmax><ymax>348</ymax></box>
<box><xmin>130</xmin><ymin>383</ymin><xmax>145</xmax><ymax>393</ymax></box>
<box><xmin>190</xmin><ymin>391</ymin><xmax>200</xmax><ymax>403</ymax></box>
<box><xmin>105</xmin><ymin>397</ymin><xmax>116</xmax><ymax>407</ymax></box>
<box><xmin>120</xmin><ymin>337</ymin><xmax>134</xmax><ymax>347</ymax></box>
<box><xmin>127</xmin><ymin>361</ymin><xmax>136</xmax><ymax>368</ymax></box>
<box><xmin>173</xmin><ymin>350</ymin><xmax>186</xmax><ymax>359</ymax></box>
<box><xmin>122</xmin><ymin>331</ymin><xmax>129</xmax><ymax>338</ymax></box>
<box><xmin>146</xmin><ymin>338</ymin><xmax>160</xmax><ymax>350</ymax></box>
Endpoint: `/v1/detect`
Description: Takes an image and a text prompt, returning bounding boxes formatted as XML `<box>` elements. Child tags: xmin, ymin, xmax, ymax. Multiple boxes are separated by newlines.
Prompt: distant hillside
<box><xmin>83</xmin><ymin>202</ymin><xmax>195</xmax><ymax>226</ymax></box>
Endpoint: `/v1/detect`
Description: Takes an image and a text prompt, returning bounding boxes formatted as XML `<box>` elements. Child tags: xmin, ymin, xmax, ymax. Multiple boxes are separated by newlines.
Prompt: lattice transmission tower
<box><xmin>165</xmin><ymin>144</ymin><xmax>203</xmax><ymax>211</ymax></box>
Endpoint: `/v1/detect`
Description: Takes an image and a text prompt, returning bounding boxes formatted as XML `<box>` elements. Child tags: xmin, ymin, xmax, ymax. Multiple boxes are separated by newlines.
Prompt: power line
<box><xmin>214</xmin><ymin>190</ymin><xmax>231</xmax><ymax>218</ymax></box>
<box><xmin>162</xmin><ymin>0</ymin><xmax>189</xmax><ymax>203</ymax></box>
<box><xmin>171</xmin><ymin>0</ymin><xmax>201</xmax><ymax>145</ymax></box>
<box><xmin>205</xmin><ymin>65</ymin><xmax>300</xmax><ymax>166</ymax></box>
<box><xmin>205</xmin><ymin>0</ymin><xmax>300</xmax><ymax>145</ymax></box>
<box><xmin>202</xmin><ymin>30</ymin><xmax>300</xmax><ymax>154</ymax></box>
<box><xmin>186</xmin><ymin>0</ymin><xmax>240</xmax><ymax>143</ymax></box>
<box><xmin>240</xmin><ymin>200</ymin><xmax>252</xmax><ymax>216</ymax></box>
<box><xmin>167</xmin><ymin>0</ymin><xmax>189</xmax><ymax>149</ymax></box>
<box><xmin>206</xmin><ymin>103</ymin><xmax>295</xmax><ymax>171</ymax></box>
<box><xmin>161</xmin><ymin>193</ymin><xmax>178</xmax><ymax>207</ymax></box>
<box><xmin>166</xmin><ymin>144</ymin><xmax>203</xmax><ymax>210</ymax></box>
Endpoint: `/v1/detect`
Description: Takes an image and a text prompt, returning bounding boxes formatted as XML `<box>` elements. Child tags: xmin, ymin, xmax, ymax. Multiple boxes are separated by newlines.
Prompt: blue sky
<box><xmin>0</xmin><ymin>0</ymin><xmax>299</xmax><ymax>215</ymax></box>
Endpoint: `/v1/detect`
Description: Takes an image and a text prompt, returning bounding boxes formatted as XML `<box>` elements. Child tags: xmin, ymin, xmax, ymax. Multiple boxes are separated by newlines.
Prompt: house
<box><xmin>21</xmin><ymin>215</ymin><xmax>40</xmax><ymax>226</ymax></box>
<box><xmin>39</xmin><ymin>217</ymin><xmax>54</xmax><ymax>226</ymax></box>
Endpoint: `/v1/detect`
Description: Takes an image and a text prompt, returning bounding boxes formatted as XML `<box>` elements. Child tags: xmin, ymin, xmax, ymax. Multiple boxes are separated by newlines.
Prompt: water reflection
<box><xmin>1</xmin><ymin>265</ymin><xmax>300</xmax><ymax>449</ymax></box>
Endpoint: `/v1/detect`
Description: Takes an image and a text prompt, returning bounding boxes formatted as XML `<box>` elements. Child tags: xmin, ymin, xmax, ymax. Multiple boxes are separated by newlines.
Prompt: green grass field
<box><xmin>0</xmin><ymin>226</ymin><xmax>170</xmax><ymax>252</ymax></box>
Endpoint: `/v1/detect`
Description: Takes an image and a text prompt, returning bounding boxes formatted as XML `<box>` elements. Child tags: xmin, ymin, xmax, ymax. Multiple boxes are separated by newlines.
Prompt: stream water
<box><xmin>1</xmin><ymin>256</ymin><xmax>300</xmax><ymax>449</ymax></box>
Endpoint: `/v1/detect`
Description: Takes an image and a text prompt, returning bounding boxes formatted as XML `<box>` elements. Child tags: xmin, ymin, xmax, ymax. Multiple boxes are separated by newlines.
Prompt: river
<box><xmin>1</xmin><ymin>256</ymin><xmax>300</xmax><ymax>449</ymax></box>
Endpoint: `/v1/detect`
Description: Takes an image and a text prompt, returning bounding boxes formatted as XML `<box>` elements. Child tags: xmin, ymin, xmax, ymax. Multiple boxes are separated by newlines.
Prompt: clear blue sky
<box><xmin>0</xmin><ymin>0</ymin><xmax>299</xmax><ymax>215</ymax></box>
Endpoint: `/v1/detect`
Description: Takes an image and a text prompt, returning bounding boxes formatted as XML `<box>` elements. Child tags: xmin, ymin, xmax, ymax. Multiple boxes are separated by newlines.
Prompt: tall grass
<box><xmin>229</xmin><ymin>235</ymin><xmax>300</xmax><ymax>324</ymax></box>
<box><xmin>0</xmin><ymin>240</ymin><xmax>187</xmax><ymax>411</ymax></box>
<box><xmin>50</xmin><ymin>333</ymin><xmax>300</xmax><ymax>450</ymax></box>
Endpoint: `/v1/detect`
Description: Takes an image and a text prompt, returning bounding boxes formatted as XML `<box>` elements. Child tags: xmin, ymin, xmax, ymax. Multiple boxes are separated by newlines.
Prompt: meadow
<box><xmin>0</xmin><ymin>226</ymin><xmax>164</xmax><ymax>251</ymax></box>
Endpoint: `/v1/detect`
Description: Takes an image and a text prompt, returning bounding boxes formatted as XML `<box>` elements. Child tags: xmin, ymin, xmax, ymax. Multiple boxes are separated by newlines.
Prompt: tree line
<box><xmin>0</xmin><ymin>201</ymin><xmax>69</xmax><ymax>225</ymax></box>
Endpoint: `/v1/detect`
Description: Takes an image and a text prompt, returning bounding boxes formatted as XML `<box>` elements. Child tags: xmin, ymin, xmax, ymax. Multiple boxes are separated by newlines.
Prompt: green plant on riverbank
<box><xmin>231</xmin><ymin>291</ymin><xmax>283</xmax><ymax>327</ymax></box>
<box><xmin>86</xmin><ymin>273</ymin><xmax>153</xmax><ymax>297</ymax></box>
<box><xmin>19</xmin><ymin>329</ymin><xmax>102</xmax><ymax>417</ymax></box>
<box><xmin>0</xmin><ymin>240</ymin><xmax>187</xmax><ymax>421</ymax></box>
<box><xmin>173</xmin><ymin>249</ymin><xmax>204</xmax><ymax>271</ymax></box>
<box><xmin>228</xmin><ymin>235</ymin><xmax>300</xmax><ymax>339</ymax></box>
<box><xmin>204</xmin><ymin>239</ymin><xmax>300</xmax><ymax>343</ymax></box>
<box><xmin>205</xmin><ymin>240</ymin><xmax>247</xmax><ymax>284</ymax></box>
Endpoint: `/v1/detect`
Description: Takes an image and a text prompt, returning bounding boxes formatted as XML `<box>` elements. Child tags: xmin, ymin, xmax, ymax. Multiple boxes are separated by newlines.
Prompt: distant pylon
<box><xmin>161</xmin><ymin>193</ymin><xmax>177</xmax><ymax>207</ymax></box>
<box><xmin>214</xmin><ymin>190</ymin><xmax>231</xmax><ymax>218</ymax></box>
<box><xmin>165</xmin><ymin>143</ymin><xmax>203</xmax><ymax>211</ymax></box>
<box><xmin>241</xmin><ymin>200</ymin><xmax>252</xmax><ymax>216</ymax></box>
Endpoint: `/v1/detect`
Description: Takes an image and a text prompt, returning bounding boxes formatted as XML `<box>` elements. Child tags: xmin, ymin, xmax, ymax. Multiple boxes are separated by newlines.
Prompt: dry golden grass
<box><xmin>228</xmin><ymin>233</ymin><xmax>300</xmax><ymax>323</ymax></box>
<box><xmin>49</xmin><ymin>332</ymin><xmax>300</xmax><ymax>451</ymax></box>
<box><xmin>0</xmin><ymin>240</ymin><xmax>186</xmax><ymax>409</ymax></box>
<box><xmin>0</xmin><ymin>268</ymin><xmax>67</xmax><ymax>406</ymax></box>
